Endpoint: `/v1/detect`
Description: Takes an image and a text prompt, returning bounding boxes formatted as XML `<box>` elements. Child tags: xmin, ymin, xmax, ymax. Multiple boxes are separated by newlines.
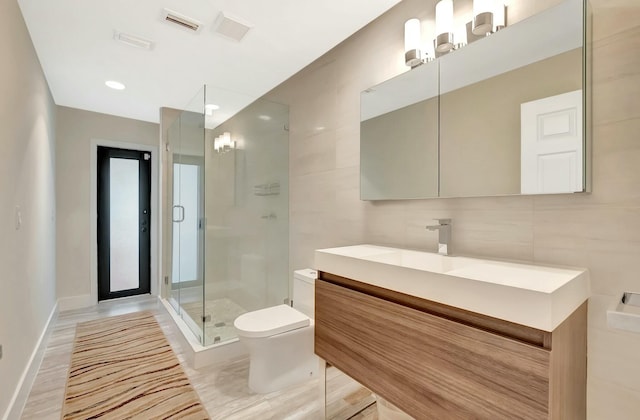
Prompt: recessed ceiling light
<box><xmin>258</xmin><ymin>115</ymin><xmax>271</xmax><ymax>121</ymax></box>
<box><xmin>205</xmin><ymin>103</ymin><xmax>219</xmax><ymax>116</ymax></box>
<box><xmin>105</xmin><ymin>80</ymin><xmax>125</xmax><ymax>90</ymax></box>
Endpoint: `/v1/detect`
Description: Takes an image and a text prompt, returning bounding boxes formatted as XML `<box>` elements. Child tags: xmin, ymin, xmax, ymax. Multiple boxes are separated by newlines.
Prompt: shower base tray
<box><xmin>160</xmin><ymin>298</ymin><xmax>247</xmax><ymax>369</ymax></box>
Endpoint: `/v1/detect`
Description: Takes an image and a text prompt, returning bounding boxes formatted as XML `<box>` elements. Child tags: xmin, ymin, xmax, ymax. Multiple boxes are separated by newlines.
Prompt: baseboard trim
<box><xmin>3</xmin><ymin>302</ymin><xmax>59</xmax><ymax>420</ymax></box>
<box><xmin>58</xmin><ymin>294</ymin><xmax>94</xmax><ymax>311</ymax></box>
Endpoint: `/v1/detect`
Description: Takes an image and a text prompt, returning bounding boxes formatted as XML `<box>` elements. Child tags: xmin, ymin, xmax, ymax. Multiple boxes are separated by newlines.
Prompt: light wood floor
<box><xmin>20</xmin><ymin>295</ymin><xmax>377</xmax><ymax>420</ymax></box>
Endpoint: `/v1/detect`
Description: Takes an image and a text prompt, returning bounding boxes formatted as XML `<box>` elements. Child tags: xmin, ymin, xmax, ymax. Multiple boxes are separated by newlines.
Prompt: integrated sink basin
<box><xmin>354</xmin><ymin>246</ymin><xmax>479</xmax><ymax>273</ymax></box>
<box><xmin>315</xmin><ymin>244</ymin><xmax>589</xmax><ymax>331</ymax></box>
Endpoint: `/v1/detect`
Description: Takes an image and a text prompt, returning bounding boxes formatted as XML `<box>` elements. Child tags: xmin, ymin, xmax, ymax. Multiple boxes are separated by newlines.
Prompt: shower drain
<box><xmin>214</xmin><ymin>322</ymin><xmax>226</xmax><ymax>327</ymax></box>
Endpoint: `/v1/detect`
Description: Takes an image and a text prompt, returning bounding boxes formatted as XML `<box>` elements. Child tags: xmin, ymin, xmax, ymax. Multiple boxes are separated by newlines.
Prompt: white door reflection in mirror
<box><xmin>521</xmin><ymin>89</ymin><xmax>582</xmax><ymax>194</ymax></box>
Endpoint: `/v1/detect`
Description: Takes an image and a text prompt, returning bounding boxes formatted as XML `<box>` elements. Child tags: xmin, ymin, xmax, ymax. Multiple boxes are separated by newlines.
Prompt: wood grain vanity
<box><xmin>315</xmin><ymin>271</ymin><xmax>587</xmax><ymax>420</ymax></box>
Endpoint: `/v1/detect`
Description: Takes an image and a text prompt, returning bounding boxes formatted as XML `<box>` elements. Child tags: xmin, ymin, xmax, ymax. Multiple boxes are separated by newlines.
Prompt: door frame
<box><xmin>90</xmin><ymin>139</ymin><xmax>159</xmax><ymax>305</ymax></box>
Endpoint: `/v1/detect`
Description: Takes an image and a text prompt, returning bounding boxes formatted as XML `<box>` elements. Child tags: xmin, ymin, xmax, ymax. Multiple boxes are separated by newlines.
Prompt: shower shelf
<box><xmin>254</xmin><ymin>182</ymin><xmax>280</xmax><ymax>196</ymax></box>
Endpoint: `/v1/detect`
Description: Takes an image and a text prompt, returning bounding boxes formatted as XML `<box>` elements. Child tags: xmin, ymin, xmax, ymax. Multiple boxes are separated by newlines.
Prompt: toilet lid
<box><xmin>234</xmin><ymin>304</ymin><xmax>310</xmax><ymax>338</ymax></box>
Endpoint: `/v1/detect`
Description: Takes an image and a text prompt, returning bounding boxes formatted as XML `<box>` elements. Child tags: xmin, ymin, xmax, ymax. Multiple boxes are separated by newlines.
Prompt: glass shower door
<box><xmin>169</xmin><ymin>87</ymin><xmax>206</xmax><ymax>344</ymax></box>
<box><xmin>203</xmin><ymin>94</ymin><xmax>290</xmax><ymax>347</ymax></box>
<box><xmin>167</xmin><ymin>85</ymin><xmax>289</xmax><ymax>348</ymax></box>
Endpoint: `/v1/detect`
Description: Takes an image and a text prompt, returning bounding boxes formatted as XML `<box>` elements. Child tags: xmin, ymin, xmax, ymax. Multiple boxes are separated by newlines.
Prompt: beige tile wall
<box><xmin>56</xmin><ymin>107</ymin><xmax>159</xmax><ymax>299</ymax></box>
<box><xmin>265</xmin><ymin>0</ymin><xmax>640</xmax><ymax>417</ymax></box>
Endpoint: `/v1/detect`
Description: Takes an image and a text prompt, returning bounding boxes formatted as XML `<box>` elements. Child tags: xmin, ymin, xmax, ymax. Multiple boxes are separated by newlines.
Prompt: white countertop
<box><xmin>314</xmin><ymin>245</ymin><xmax>590</xmax><ymax>332</ymax></box>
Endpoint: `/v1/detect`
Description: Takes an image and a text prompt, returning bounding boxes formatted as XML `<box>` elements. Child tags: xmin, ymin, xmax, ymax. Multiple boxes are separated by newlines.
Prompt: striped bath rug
<box><xmin>61</xmin><ymin>311</ymin><xmax>209</xmax><ymax>419</ymax></box>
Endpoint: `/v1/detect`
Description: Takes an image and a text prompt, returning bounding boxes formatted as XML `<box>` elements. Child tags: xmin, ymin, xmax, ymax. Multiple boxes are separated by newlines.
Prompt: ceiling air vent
<box><xmin>212</xmin><ymin>12</ymin><xmax>252</xmax><ymax>42</ymax></box>
<box><xmin>162</xmin><ymin>9</ymin><xmax>202</xmax><ymax>33</ymax></box>
<box><xmin>113</xmin><ymin>31</ymin><xmax>155</xmax><ymax>50</ymax></box>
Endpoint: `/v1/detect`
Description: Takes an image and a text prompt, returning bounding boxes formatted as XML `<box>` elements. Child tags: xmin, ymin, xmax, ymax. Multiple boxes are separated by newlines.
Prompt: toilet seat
<box><xmin>234</xmin><ymin>304</ymin><xmax>310</xmax><ymax>338</ymax></box>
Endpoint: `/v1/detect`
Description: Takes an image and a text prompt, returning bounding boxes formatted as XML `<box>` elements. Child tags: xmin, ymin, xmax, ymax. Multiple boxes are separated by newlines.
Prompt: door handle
<box><xmin>172</xmin><ymin>205</ymin><xmax>185</xmax><ymax>223</ymax></box>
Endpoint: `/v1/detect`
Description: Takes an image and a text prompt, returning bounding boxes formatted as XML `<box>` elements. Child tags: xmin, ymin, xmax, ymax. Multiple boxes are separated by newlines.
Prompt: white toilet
<box><xmin>234</xmin><ymin>268</ymin><xmax>319</xmax><ymax>393</ymax></box>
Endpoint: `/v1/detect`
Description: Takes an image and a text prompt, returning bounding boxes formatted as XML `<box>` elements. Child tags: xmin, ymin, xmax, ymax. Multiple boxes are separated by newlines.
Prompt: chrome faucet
<box><xmin>426</xmin><ymin>218</ymin><xmax>451</xmax><ymax>256</ymax></box>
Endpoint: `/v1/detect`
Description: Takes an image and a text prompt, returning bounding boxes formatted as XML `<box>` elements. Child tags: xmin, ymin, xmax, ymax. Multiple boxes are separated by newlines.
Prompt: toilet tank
<box><xmin>292</xmin><ymin>269</ymin><xmax>317</xmax><ymax>318</ymax></box>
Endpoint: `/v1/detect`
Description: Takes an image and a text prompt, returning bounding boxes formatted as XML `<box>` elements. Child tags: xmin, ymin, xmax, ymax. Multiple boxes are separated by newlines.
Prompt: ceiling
<box><xmin>17</xmin><ymin>0</ymin><xmax>401</xmax><ymax>126</ymax></box>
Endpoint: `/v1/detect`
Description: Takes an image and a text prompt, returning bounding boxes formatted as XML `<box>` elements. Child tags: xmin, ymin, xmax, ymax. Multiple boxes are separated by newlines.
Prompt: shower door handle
<box><xmin>172</xmin><ymin>205</ymin><xmax>185</xmax><ymax>223</ymax></box>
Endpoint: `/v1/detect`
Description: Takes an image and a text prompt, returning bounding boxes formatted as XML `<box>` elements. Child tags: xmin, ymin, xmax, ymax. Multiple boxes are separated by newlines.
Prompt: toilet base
<box><xmin>240</xmin><ymin>324</ymin><xmax>318</xmax><ymax>394</ymax></box>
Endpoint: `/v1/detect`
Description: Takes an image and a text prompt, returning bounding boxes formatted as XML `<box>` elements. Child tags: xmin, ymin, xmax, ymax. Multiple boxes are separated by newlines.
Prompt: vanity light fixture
<box><xmin>402</xmin><ymin>0</ymin><xmax>507</xmax><ymax>66</ymax></box>
<box><xmin>435</xmin><ymin>0</ymin><xmax>455</xmax><ymax>53</ymax></box>
<box><xmin>454</xmin><ymin>24</ymin><xmax>468</xmax><ymax>49</ymax></box>
<box><xmin>472</xmin><ymin>0</ymin><xmax>494</xmax><ymax>35</ymax></box>
<box><xmin>222</xmin><ymin>131</ymin><xmax>232</xmax><ymax>150</ymax></box>
<box><xmin>404</xmin><ymin>18</ymin><xmax>424</xmax><ymax>67</ymax></box>
<box><xmin>214</xmin><ymin>131</ymin><xmax>234</xmax><ymax>154</ymax></box>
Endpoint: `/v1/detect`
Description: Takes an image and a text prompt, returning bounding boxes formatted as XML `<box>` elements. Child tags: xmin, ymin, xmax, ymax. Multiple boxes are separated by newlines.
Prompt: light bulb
<box><xmin>472</xmin><ymin>0</ymin><xmax>494</xmax><ymax>35</ymax></box>
<box><xmin>435</xmin><ymin>0</ymin><xmax>454</xmax><ymax>53</ymax></box>
<box><xmin>455</xmin><ymin>25</ymin><xmax>467</xmax><ymax>48</ymax></box>
<box><xmin>494</xmin><ymin>2</ymin><xmax>505</xmax><ymax>31</ymax></box>
<box><xmin>222</xmin><ymin>132</ymin><xmax>232</xmax><ymax>151</ymax></box>
<box><xmin>473</xmin><ymin>0</ymin><xmax>493</xmax><ymax>16</ymax></box>
<box><xmin>435</xmin><ymin>0</ymin><xmax>453</xmax><ymax>36</ymax></box>
<box><xmin>404</xmin><ymin>18</ymin><xmax>423</xmax><ymax>66</ymax></box>
<box><xmin>404</xmin><ymin>18</ymin><xmax>421</xmax><ymax>53</ymax></box>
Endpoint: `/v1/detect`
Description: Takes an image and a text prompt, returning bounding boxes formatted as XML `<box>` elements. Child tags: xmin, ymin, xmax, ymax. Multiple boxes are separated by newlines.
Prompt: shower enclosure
<box><xmin>166</xmin><ymin>86</ymin><xmax>289</xmax><ymax>347</ymax></box>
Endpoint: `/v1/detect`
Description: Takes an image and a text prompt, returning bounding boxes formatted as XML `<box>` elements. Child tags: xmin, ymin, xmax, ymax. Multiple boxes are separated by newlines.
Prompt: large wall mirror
<box><xmin>360</xmin><ymin>0</ymin><xmax>589</xmax><ymax>200</ymax></box>
<box><xmin>360</xmin><ymin>61</ymin><xmax>439</xmax><ymax>200</ymax></box>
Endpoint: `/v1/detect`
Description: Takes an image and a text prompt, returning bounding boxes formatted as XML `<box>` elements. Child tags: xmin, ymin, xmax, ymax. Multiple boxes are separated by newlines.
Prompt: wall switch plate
<box><xmin>15</xmin><ymin>206</ymin><xmax>22</xmax><ymax>230</ymax></box>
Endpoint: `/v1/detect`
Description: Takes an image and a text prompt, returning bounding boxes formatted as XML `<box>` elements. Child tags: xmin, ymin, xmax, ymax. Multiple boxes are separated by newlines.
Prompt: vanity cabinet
<box><xmin>315</xmin><ymin>272</ymin><xmax>587</xmax><ymax>420</ymax></box>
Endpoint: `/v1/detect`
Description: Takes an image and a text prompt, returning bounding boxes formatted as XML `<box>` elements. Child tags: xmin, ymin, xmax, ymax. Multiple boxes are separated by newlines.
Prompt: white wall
<box><xmin>56</xmin><ymin>107</ymin><xmax>159</xmax><ymax>307</ymax></box>
<box><xmin>264</xmin><ymin>0</ymin><xmax>640</xmax><ymax>417</ymax></box>
<box><xmin>0</xmin><ymin>0</ymin><xmax>57</xmax><ymax>417</ymax></box>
